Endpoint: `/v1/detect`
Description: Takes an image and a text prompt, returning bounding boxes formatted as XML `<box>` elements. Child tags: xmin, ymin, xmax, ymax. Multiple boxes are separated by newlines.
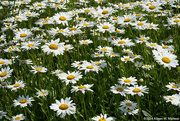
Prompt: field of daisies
<box><xmin>1</xmin><ymin>0</ymin><xmax>180</xmax><ymax>120</ymax></box>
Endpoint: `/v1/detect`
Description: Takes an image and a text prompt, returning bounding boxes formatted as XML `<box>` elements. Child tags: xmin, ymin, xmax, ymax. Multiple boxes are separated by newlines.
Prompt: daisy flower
<box><xmin>96</xmin><ymin>22</ymin><xmax>115</xmax><ymax>33</ymax></box>
<box><xmin>50</xmin><ymin>97</ymin><xmax>76</xmax><ymax>117</ymax></box>
<box><xmin>92</xmin><ymin>114</ymin><xmax>115</xmax><ymax>121</ymax></box>
<box><xmin>8</xmin><ymin>80</ymin><xmax>25</xmax><ymax>92</ymax></box>
<box><xmin>125</xmin><ymin>85</ymin><xmax>148</xmax><ymax>96</ymax></box>
<box><xmin>121</xmin><ymin>56</ymin><xmax>134</xmax><ymax>63</ymax></box>
<box><xmin>135</xmin><ymin>35</ymin><xmax>150</xmax><ymax>44</ymax></box>
<box><xmin>117</xmin><ymin>14</ymin><xmax>136</xmax><ymax>26</ymax></box>
<box><xmin>14</xmin><ymin>95</ymin><xmax>34</xmax><ymax>108</ymax></box>
<box><xmin>71</xmin><ymin>60</ymin><xmax>87</xmax><ymax>69</ymax></box>
<box><xmin>166</xmin><ymin>82</ymin><xmax>180</xmax><ymax>91</ymax></box>
<box><xmin>91</xmin><ymin>60</ymin><xmax>107</xmax><ymax>68</ymax></box>
<box><xmin>31</xmin><ymin>65</ymin><xmax>47</xmax><ymax>74</ymax></box>
<box><xmin>105</xmin><ymin>52</ymin><xmax>120</xmax><ymax>57</ymax></box>
<box><xmin>0</xmin><ymin>66</ymin><xmax>13</xmax><ymax>80</ymax></box>
<box><xmin>111</xmin><ymin>38</ymin><xmax>135</xmax><ymax>47</ymax></box>
<box><xmin>146</xmin><ymin>42</ymin><xmax>159</xmax><ymax>49</ymax></box>
<box><xmin>153</xmin><ymin>50</ymin><xmax>179</xmax><ymax>69</ymax></box>
<box><xmin>80</xmin><ymin>62</ymin><xmax>100</xmax><ymax>74</ymax></box>
<box><xmin>53</xmin><ymin>12</ymin><xmax>72</xmax><ymax>25</ymax></box>
<box><xmin>15</xmin><ymin>28</ymin><xmax>32</xmax><ymax>41</ymax></box>
<box><xmin>63</xmin><ymin>44</ymin><xmax>74</xmax><ymax>51</ymax></box>
<box><xmin>120</xmin><ymin>100</ymin><xmax>137</xmax><ymax>110</ymax></box>
<box><xmin>135</xmin><ymin>61</ymin><xmax>143</xmax><ymax>67</ymax></box>
<box><xmin>36</xmin><ymin>89</ymin><xmax>49</xmax><ymax>97</ymax></box>
<box><xmin>71</xmin><ymin>84</ymin><xmax>94</xmax><ymax>94</ymax></box>
<box><xmin>79</xmin><ymin>39</ymin><xmax>93</xmax><ymax>45</ymax></box>
<box><xmin>91</xmin><ymin>52</ymin><xmax>104</xmax><ymax>58</ymax></box>
<box><xmin>142</xmin><ymin>65</ymin><xmax>154</xmax><ymax>70</ymax></box>
<box><xmin>0</xmin><ymin>111</ymin><xmax>7</xmax><ymax>119</ymax></box>
<box><xmin>119</xmin><ymin>107</ymin><xmax>139</xmax><ymax>115</ymax></box>
<box><xmin>11</xmin><ymin>114</ymin><xmax>25</xmax><ymax>121</ymax></box>
<box><xmin>0</xmin><ymin>58</ymin><xmax>12</xmax><ymax>67</ymax></box>
<box><xmin>110</xmin><ymin>84</ymin><xmax>127</xmax><ymax>96</ymax></box>
<box><xmin>118</xmin><ymin>76</ymin><xmax>137</xmax><ymax>85</ymax></box>
<box><xmin>169</xmin><ymin>94</ymin><xmax>180</xmax><ymax>107</ymax></box>
<box><xmin>0</xmin><ymin>81</ymin><xmax>11</xmax><ymax>88</ymax></box>
<box><xmin>58</xmin><ymin>71</ymin><xmax>82</xmax><ymax>85</ymax></box>
<box><xmin>18</xmin><ymin>59</ymin><xmax>33</xmax><ymax>66</ymax></box>
<box><xmin>96</xmin><ymin>46</ymin><xmax>113</xmax><ymax>54</ymax></box>
<box><xmin>41</xmin><ymin>39</ymin><xmax>64</xmax><ymax>56</ymax></box>
<box><xmin>21</xmin><ymin>41</ymin><xmax>40</xmax><ymax>50</ymax></box>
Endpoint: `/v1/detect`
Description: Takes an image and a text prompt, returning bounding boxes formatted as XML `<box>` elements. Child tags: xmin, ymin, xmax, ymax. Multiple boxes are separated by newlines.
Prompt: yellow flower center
<box><xmin>20</xmin><ymin>34</ymin><xmax>27</xmax><ymax>37</ymax></box>
<box><xmin>78</xmin><ymin>86</ymin><xmax>86</xmax><ymax>89</ymax></box>
<box><xmin>149</xmin><ymin>25</ymin><xmax>154</xmax><ymax>27</ymax></box>
<box><xmin>44</xmin><ymin>18</ymin><xmax>50</xmax><ymax>21</ymax></box>
<box><xmin>55</xmin><ymin>5</ymin><xmax>61</xmax><ymax>7</ymax></box>
<box><xmin>112</xmin><ymin>37</ymin><xmax>117</xmax><ymax>40</ymax></box>
<box><xmin>137</xmin><ymin>22</ymin><xmax>144</xmax><ymax>25</ymax></box>
<box><xmin>149</xmin><ymin>5</ymin><xmax>156</xmax><ymax>10</ymax></box>
<box><xmin>133</xmin><ymin>88</ymin><xmax>141</xmax><ymax>92</ymax></box>
<box><xmin>101</xmin><ymin>48</ymin><xmax>107</xmax><ymax>51</ymax></box>
<box><xmin>0</xmin><ymin>61</ymin><xmax>5</xmax><ymax>64</ymax></box>
<box><xmin>70</xmin><ymin>28</ymin><xmax>77</xmax><ymax>31</ymax></box>
<box><xmin>25</xmin><ymin>13</ymin><xmax>31</xmax><ymax>16</ymax></box>
<box><xmin>84</xmin><ymin>9</ymin><xmax>90</xmax><ymax>12</ymax></box>
<box><xmin>162</xmin><ymin>46</ymin><xmax>168</xmax><ymax>49</ymax></box>
<box><xmin>59</xmin><ymin>16</ymin><xmax>66</xmax><ymax>21</ymax></box>
<box><xmin>86</xmin><ymin>66</ymin><xmax>94</xmax><ymax>69</ymax></box>
<box><xmin>102</xmin><ymin>10</ymin><xmax>109</xmax><ymax>14</ymax></box>
<box><xmin>95</xmin><ymin>62</ymin><xmax>101</xmax><ymax>65</ymax></box>
<box><xmin>41</xmin><ymin>92</ymin><xmax>46</xmax><ymax>95</ymax></box>
<box><xmin>172</xmin><ymin>85</ymin><xmax>178</xmax><ymax>88</ymax></box>
<box><xmin>113</xmin><ymin>17</ymin><xmax>118</xmax><ymax>20</ymax></box>
<box><xmin>14</xmin><ymin>11</ymin><xmax>18</xmax><ymax>13</ymax></box>
<box><xmin>124</xmin><ymin>58</ymin><xmax>130</xmax><ymax>60</ymax></box>
<box><xmin>22</xmin><ymin>60</ymin><xmax>27</xmax><ymax>62</ymax></box>
<box><xmin>117</xmin><ymin>88</ymin><xmax>123</xmax><ymax>92</ymax></box>
<box><xmin>42</xmin><ymin>22</ymin><xmax>48</xmax><ymax>24</ymax></box>
<box><xmin>133</xmin><ymin>55</ymin><xmax>137</xmax><ymax>57</ymax></box>
<box><xmin>27</xmin><ymin>44</ymin><xmax>34</xmax><ymax>47</ymax></box>
<box><xmin>60</xmin><ymin>0</ymin><xmax>64</xmax><ymax>3</ymax></box>
<box><xmin>125</xmin><ymin>51</ymin><xmax>130</xmax><ymax>53</ymax></box>
<box><xmin>7</xmin><ymin>26</ymin><xmax>13</xmax><ymax>28</ymax></box>
<box><xmin>57</xmin><ymin>30</ymin><xmax>63</xmax><ymax>32</ymax></box>
<box><xmin>36</xmin><ymin>68</ymin><xmax>42</xmax><ymax>71</ymax></box>
<box><xmin>1</xmin><ymin>83</ymin><xmax>6</xmax><ymax>86</ymax></box>
<box><xmin>49</xmin><ymin>44</ymin><xmax>58</xmax><ymax>50</ymax></box>
<box><xmin>99</xmin><ymin>118</ymin><xmax>106</xmax><ymax>121</ymax></box>
<box><xmin>162</xmin><ymin>57</ymin><xmax>171</xmax><ymax>63</ymax></box>
<box><xmin>0</xmin><ymin>72</ymin><xmax>7</xmax><ymax>77</ymax></box>
<box><xmin>59</xmin><ymin>104</ymin><xmax>68</xmax><ymax>110</ymax></box>
<box><xmin>19</xmin><ymin>99</ymin><xmax>27</xmax><ymax>104</ymax></box>
<box><xmin>64</xmin><ymin>47</ymin><xmax>68</xmax><ymax>50</ymax></box>
<box><xmin>14</xmin><ymin>17</ymin><xmax>21</xmax><ymax>20</ymax></box>
<box><xmin>110</xmin><ymin>53</ymin><xmax>115</xmax><ymax>55</ymax></box>
<box><xmin>37</xmin><ymin>4</ymin><xmax>42</xmax><ymax>6</ymax></box>
<box><xmin>145</xmin><ymin>65</ymin><xmax>150</xmax><ymax>68</ymax></box>
<box><xmin>124</xmin><ymin>79</ymin><xmax>131</xmax><ymax>83</ymax></box>
<box><xmin>116</xmin><ymin>30</ymin><xmax>120</xmax><ymax>32</ymax></box>
<box><xmin>8</xmin><ymin>49</ymin><xmax>13</xmax><ymax>51</ymax></box>
<box><xmin>83</xmin><ymin>41</ymin><xmax>88</xmax><ymax>44</ymax></box>
<box><xmin>124</xmin><ymin>18</ymin><xmax>131</xmax><ymax>22</ymax></box>
<box><xmin>98</xmin><ymin>0</ymin><xmax>103</xmax><ymax>2</ymax></box>
<box><xmin>169</xmin><ymin>97</ymin><xmax>175</xmax><ymax>100</ymax></box>
<box><xmin>67</xmin><ymin>75</ymin><xmax>75</xmax><ymax>80</ymax></box>
<box><xmin>102</xmin><ymin>25</ymin><xmax>109</xmax><ymax>29</ymax></box>
<box><xmin>14</xmin><ymin>84</ymin><xmax>20</xmax><ymax>87</ymax></box>
<box><xmin>126</xmin><ymin>103</ymin><xmax>132</xmax><ymax>106</ymax></box>
<box><xmin>118</xmin><ymin>41</ymin><xmax>126</xmax><ymax>44</ymax></box>
<box><xmin>136</xmin><ymin>14</ymin><xmax>141</xmax><ymax>16</ymax></box>
<box><xmin>150</xmin><ymin>44</ymin><xmax>156</xmax><ymax>46</ymax></box>
<box><xmin>15</xmin><ymin>117</ymin><xmax>21</xmax><ymax>120</ymax></box>
<box><xmin>84</xmin><ymin>24</ymin><xmax>89</xmax><ymax>26</ymax></box>
<box><xmin>173</xmin><ymin>19</ymin><xmax>180</xmax><ymax>23</ymax></box>
<box><xmin>95</xmin><ymin>54</ymin><xmax>101</xmax><ymax>56</ymax></box>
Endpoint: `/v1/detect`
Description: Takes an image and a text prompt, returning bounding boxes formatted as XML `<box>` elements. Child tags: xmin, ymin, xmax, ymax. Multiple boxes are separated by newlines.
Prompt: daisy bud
<box><xmin>65</xmin><ymin>40</ymin><xmax>69</xmax><ymax>43</ymax></box>
<box><xmin>73</xmin><ymin>39</ymin><xmax>76</xmax><ymax>43</ymax></box>
<box><xmin>144</xmin><ymin>73</ymin><xmax>150</xmax><ymax>78</ymax></box>
<box><xmin>139</xmin><ymin>78</ymin><xmax>144</xmax><ymax>83</ymax></box>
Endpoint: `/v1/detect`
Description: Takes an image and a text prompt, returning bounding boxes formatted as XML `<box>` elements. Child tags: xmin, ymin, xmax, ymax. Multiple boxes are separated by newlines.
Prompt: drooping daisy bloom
<box><xmin>30</xmin><ymin>65</ymin><xmax>47</xmax><ymax>74</ymax></box>
<box><xmin>50</xmin><ymin>97</ymin><xmax>76</xmax><ymax>117</ymax></box>
<box><xmin>121</xmin><ymin>56</ymin><xmax>134</xmax><ymax>63</ymax></box>
<box><xmin>0</xmin><ymin>111</ymin><xmax>7</xmax><ymax>119</ymax></box>
<box><xmin>8</xmin><ymin>80</ymin><xmax>25</xmax><ymax>92</ymax></box>
<box><xmin>80</xmin><ymin>62</ymin><xmax>100</xmax><ymax>74</ymax></box>
<box><xmin>92</xmin><ymin>114</ymin><xmax>115</xmax><ymax>121</ymax></box>
<box><xmin>21</xmin><ymin>41</ymin><xmax>40</xmax><ymax>50</ymax></box>
<box><xmin>11</xmin><ymin>114</ymin><xmax>25</xmax><ymax>121</ymax></box>
<box><xmin>166</xmin><ymin>82</ymin><xmax>180</xmax><ymax>91</ymax></box>
<box><xmin>41</xmin><ymin>39</ymin><xmax>64</xmax><ymax>56</ymax></box>
<box><xmin>120</xmin><ymin>100</ymin><xmax>137</xmax><ymax>110</ymax></box>
<box><xmin>18</xmin><ymin>59</ymin><xmax>33</xmax><ymax>66</ymax></box>
<box><xmin>110</xmin><ymin>84</ymin><xmax>127</xmax><ymax>96</ymax></box>
<box><xmin>0</xmin><ymin>66</ymin><xmax>13</xmax><ymax>80</ymax></box>
<box><xmin>71</xmin><ymin>84</ymin><xmax>94</xmax><ymax>94</ymax></box>
<box><xmin>125</xmin><ymin>85</ymin><xmax>148</xmax><ymax>96</ymax></box>
<box><xmin>118</xmin><ymin>76</ymin><xmax>137</xmax><ymax>85</ymax></box>
<box><xmin>58</xmin><ymin>71</ymin><xmax>82</xmax><ymax>85</ymax></box>
<box><xmin>153</xmin><ymin>50</ymin><xmax>179</xmax><ymax>69</ymax></box>
<box><xmin>14</xmin><ymin>95</ymin><xmax>34</xmax><ymax>108</ymax></box>
<box><xmin>36</xmin><ymin>89</ymin><xmax>49</xmax><ymax>97</ymax></box>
